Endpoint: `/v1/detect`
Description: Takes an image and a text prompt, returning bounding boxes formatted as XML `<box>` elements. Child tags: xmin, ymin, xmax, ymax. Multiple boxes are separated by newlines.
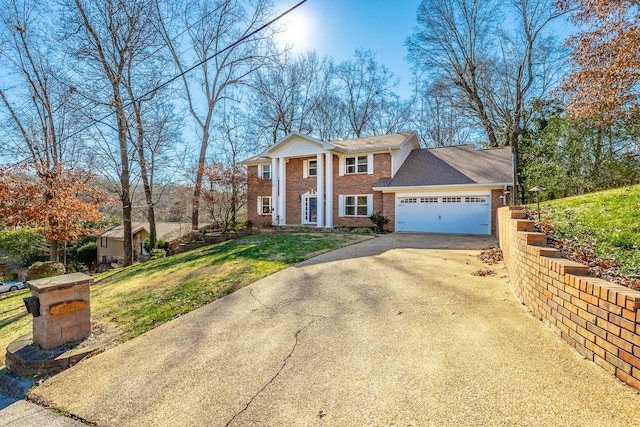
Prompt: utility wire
<box><xmin>2</xmin><ymin>0</ymin><xmax>308</xmax><ymax>171</ymax></box>
<box><xmin>61</xmin><ymin>0</ymin><xmax>308</xmax><ymax>145</ymax></box>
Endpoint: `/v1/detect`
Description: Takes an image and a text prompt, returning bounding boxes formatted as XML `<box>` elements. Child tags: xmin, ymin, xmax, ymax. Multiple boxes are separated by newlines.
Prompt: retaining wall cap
<box><xmin>27</xmin><ymin>272</ymin><xmax>93</xmax><ymax>293</ymax></box>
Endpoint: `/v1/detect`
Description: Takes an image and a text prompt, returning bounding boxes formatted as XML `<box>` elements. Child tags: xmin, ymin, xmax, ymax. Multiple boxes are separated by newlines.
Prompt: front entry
<box><xmin>303</xmin><ymin>195</ymin><xmax>318</xmax><ymax>224</ymax></box>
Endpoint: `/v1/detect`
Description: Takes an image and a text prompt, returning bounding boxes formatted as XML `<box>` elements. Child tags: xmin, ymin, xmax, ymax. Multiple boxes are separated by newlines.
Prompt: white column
<box><xmin>325</xmin><ymin>152</ymin><xmax>333</xmax><ymax>228</ymax></box>
<box><xmin>271</xmin><ymin>157</ymin><xmax>278</xmax><ymax>225</ymax></box>
<box><xmin>278</xmin><ymin>157</ymin><xmax>286</xmax><ymax>225</ymax></box>
<box><xmin>316</xmin><ymin>153</ymin><xmax>324</xmax><ymax>227</ymax></box>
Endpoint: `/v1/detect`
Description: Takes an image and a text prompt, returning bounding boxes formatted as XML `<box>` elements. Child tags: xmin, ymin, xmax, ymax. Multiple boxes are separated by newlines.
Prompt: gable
<box><xmin>266</xmin><ymin>134</ymin><xmax>332</xmax><ymax>158</ymax></box>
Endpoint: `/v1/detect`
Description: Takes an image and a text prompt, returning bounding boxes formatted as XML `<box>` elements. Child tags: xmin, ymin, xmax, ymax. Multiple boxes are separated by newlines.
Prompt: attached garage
<box><xmin>395</xmin><ymin>194</ymin><xmax>491</xmax><ymax>234</ymax></box>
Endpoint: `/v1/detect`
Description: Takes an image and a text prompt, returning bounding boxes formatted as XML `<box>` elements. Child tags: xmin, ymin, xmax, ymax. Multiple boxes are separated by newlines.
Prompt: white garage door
<box><xmin>396</xmin><ymin>196</ymin><xmax>491</xmax><ymax>234</ymax></box>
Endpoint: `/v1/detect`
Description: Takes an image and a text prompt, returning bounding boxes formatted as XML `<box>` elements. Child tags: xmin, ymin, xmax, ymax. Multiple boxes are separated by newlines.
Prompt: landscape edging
<box><xmin>498</xmin><ymin>206</ymin><xmax>640</xmax><ymax>390</ymax></box>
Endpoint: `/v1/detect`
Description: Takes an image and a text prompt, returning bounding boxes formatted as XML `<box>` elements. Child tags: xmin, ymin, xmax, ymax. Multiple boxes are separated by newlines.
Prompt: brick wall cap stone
<box><xmin>27</xmin><ymin>273</ymin><xmax>93</xmax><ymax>293</ymax></box>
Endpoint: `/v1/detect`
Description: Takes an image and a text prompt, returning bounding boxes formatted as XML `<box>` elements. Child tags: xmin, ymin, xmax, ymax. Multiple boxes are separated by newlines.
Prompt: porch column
<box><xmin>325</xmin><ymin>152</ymin><xmax>333</xmax><ymax>228</ymax></box>
<box><xmin>316</xmin><ymin>153</ymin><xmax>324</xmax><ymax>228</ymax></box>
<box><xmin>278</xmin><ymin>157</ymin><xmax>286</xmax><ymax>225</ymax></box>
<box><xmin>271</xmin><ymin>157</ymin><xmax>278</xmax><ymax>225</ymax></box>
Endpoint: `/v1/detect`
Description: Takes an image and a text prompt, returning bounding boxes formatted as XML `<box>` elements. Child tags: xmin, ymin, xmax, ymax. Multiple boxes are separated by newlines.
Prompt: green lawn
<box><xmin>0</xmin><ymin>233</ymin><xmax>369</xmax><ymax>368</ymax></box>
<box><xmin>535</xmin><ymin>185</ymin><xmax>640</xmax><ymax>276</ymax></box>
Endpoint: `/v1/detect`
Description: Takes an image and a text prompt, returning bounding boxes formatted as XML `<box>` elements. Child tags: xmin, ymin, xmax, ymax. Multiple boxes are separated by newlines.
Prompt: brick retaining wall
<box><xmin>498</xmin><ymin>206</ymin><xmax>640</xmax><ymax>390</ymax></box>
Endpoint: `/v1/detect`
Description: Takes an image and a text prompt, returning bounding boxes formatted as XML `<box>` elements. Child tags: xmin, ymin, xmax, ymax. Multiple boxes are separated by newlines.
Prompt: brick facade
<box><xmin>246</xmin><ymin>165</ymin><xmax>273</xmax><ymax>227</ymax></box>
<box><xmin>331</xmin><ymin>153</ymin><xmax>391</xmax><ymax>228</ymax></box>
<box><xmin>498</xmin><ymin>206</ymin><xmax>640</xmax><ymax>391</ymax></box>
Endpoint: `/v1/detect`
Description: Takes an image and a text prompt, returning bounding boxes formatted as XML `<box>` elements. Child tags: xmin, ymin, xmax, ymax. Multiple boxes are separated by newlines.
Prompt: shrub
<box><xmin>150</xmin><ymin>249</ymin><xmax>166</xmax><ymax>260</ymax></box>
<box><xmin>74</xmin><ymin>242</ymin><xmax>97</xmax><ymax>267</ymax></box>
<box><xmin>144</xmin><ymin>237</ymin><xmax>169</xmax><ymax>252</ymax></box>
<box><xmin>369</xmin><ymin>212</ymin><xmax>390</xmax><ymax>232</ymax></box>
<box><xmin>27</xmin><ymin>261</ymin><xmax>66</xmax><ymax>280</ymax></box>
<box><xmin>351</xmin><ymin>227</ymin><xmax>373</xmax><ymax>234</ymax></box>
<box><xmin>0</xmin><ymin>266</ymin><xmax>18</xmax><ymax>281</ymax></box>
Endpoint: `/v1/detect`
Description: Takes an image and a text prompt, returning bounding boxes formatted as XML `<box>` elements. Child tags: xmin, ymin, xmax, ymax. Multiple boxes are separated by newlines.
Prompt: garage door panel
<box><xmin>396</xmin><ymin>196</ymin><xmax>491</xmax><ymax>235</ymax></box>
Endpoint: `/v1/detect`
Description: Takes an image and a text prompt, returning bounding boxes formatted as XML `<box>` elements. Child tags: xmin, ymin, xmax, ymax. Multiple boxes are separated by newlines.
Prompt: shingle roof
<box><xmin>386</xmin><ymin>145</ymin><xmax>513</xmax><ymax>187</ymax></box>
<box><xmin>329</xmin><ymin>131</ymin><xmax>417</xmax><ymax>151</ymax></box>
<box><xmin>97</xmin><ymin>222</ymin><xmax>194</xmax><ymax>242</ymax></box>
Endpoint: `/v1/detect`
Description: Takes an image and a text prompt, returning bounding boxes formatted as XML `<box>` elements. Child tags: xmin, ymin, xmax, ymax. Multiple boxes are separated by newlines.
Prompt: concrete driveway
<box><xmin>29</xmin><ymin>234</ymin><xmax>640</xmax><ymax>426</ymax></box>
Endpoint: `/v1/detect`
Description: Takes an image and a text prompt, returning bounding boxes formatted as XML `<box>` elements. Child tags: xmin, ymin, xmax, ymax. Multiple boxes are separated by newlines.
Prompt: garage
<box><xmin>395</xmin><ymin>195</ymin><xmax>491</xmax><ymax>234</ymax></box>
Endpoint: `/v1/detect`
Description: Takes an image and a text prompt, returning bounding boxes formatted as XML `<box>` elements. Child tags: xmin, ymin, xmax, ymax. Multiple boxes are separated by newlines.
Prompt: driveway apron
<box><xmin>29</xmin><ymin>234</ymin><xmax>640</xmax><ymax>426</ymax></box>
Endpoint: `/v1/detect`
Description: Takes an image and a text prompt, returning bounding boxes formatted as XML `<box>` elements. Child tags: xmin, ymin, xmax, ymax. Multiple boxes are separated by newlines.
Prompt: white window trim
<box><xmin>257</xmin><ymin>196</ymin><xmax>272</xmax><ymax>215</ymax></box>
<box><xmin>338</xmin><ymin>194</ymin><xmax>373</xmax><ymax>217</ymax></box>
<box><xmin>258</xmin><ymin>164</ymin><xmax>271</xmax><ymax>179</ymax></box>
<box><xmin>302</xmin><ymin>159</ymin><xmax>318</xmax><ymax>179</ymax></box>
<box><xmin>339</xmin><ymin>153</ymin><xmax>374</xmax><ymax>176</ymax></box>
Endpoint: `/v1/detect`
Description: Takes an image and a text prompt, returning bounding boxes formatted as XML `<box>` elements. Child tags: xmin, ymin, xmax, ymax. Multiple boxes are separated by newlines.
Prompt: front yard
<box><xmin>531</xmin><ymin>185</ymin><xmax>640</xmax><ymax>287</ymax></box>
<box><xmin>0</xmin><ymin>233</ymin><xmax>369</xmax><ymax>368</ymax></box>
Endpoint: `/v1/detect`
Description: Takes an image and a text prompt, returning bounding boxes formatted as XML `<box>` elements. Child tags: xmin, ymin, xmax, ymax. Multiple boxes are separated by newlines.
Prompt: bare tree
<box><xmin>156</xmin><ymin>0</ymin><xmax>279</xmax><ymax>230</ymax></box>
<box><xmin>409</xmin><ymin>76</ymin><xmax>474</xmax><ymax>147</ymax></box>
<box><xmin>335</xmin><ymin>49</ymin><xmax>400</xmax><ymax>138</ymax></box>
<box><xmin>64</xmin><ymin>0</ymin><xmax>160</xmax><ymax>265</ymax></box>
<box><xmin>0</xmin><ymin>0</ymin><xmax>85</xmax><ymax>261</ymax></box>
<box><xmin>250</xmin><ymin>50</ymin><xmax>332</xmax><ymax>143</ymax></box>
<box><xmin>407</xmin><ymin>0</ymin><xmax>567</xmax><ymax>201</ymax></box>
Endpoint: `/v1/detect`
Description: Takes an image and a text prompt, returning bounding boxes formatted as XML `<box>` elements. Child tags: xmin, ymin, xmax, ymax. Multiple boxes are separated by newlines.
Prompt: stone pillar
<box><xmin>27</xmin><ymin>272</ymin><xmax>92</xmax><ymax>350</ymax></box>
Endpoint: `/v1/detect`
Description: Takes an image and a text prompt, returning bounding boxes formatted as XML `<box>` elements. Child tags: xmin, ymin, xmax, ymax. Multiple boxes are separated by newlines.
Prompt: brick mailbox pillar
<box><xmin>27</xmin><ymin>272</ymin><xmax>92</xmax><ymax>350</ymax></box>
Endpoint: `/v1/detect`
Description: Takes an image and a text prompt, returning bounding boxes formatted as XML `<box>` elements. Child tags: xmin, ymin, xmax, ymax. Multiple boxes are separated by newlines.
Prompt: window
<box><xmin>308</xmin><ymin>160</ymin><xmax>317</xmax><ymax>177</ymax></box>
<box><xmin>345</xmin><ymin>195</ymin><xmax>368</xmax><ymax>216</ymax></box>
<box><xmin>258</xmin><ymin>196</ymin><xmax>272</xmax><ymax>215</ymax></box>
<box><xmin>400</xmin><ymin>198</ymin><xmax>417</xmax><ymax>203</ymax></box>
<box><xmin>442</xmin><ymin>197</ymin><xmax>462</xmax><ymax>203</ymax></box>
<box><xmin>100</xmin><ymin>237</ymin><xmax>108</xmax><ymax>248</ymax></box>
<box><xmin>420</xmin><ymin>197</ymin><xmax>438</xmax><ymax>203</ymax></box>
<box><xmin>465</xmin><ymin>197</ymin><xmax>486</xmax><ymax>203</ymax></box>
<box><xmin>345</xmin><ymin>155</ymin><xmax>368</xmax><ymax>174</ymax></box>
<box><xmin>260</xmin><ymin>164</ymin><xmax>271</xmax><ymax>179</ymax></box>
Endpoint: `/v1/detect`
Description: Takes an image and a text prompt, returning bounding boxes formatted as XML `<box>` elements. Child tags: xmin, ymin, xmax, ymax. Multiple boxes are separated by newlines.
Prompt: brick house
<box><xmin>241</xmin><ymin>131</ymin><xmax>513</xmax><ymax>235</ymax></box>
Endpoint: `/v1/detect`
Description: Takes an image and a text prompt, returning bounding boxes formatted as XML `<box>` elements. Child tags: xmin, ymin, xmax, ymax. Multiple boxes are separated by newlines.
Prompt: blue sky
<box><xmin>274</xmin><ymin>0</ymin><xmax>423</xmax><ymax>97</ymax></box>
<box><xmin>274</xmin><ymin>0</ymin><xmax>576</xmax><ymax>98</ymax></box>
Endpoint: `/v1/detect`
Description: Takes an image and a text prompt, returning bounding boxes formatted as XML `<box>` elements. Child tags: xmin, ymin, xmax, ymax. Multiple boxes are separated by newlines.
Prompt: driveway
<box><xmin>29</xmin><ymin>234</ymin><xmax>640</xmax><ymax>426</ymax></box>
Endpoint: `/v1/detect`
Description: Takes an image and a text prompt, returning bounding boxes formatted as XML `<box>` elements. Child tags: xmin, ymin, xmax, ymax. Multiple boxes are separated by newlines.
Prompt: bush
<box><xmin>0</xmin><ymin>266</ymin><xmax>18</xmax><ymax>281</ymax></box>
<box><xmin>369</xmin><ymin>212</ymin><xmax>390</xmax><ymax>232</ymax></box>
<box><xmin>144</xmin><ymin>237</ymin><xmax>169</xmax><ymax>253</ymax></box>
<box><xmin>74</xmin><ymin>242</ymin><xmax>97</xmax><ymax>267</ymax></box>
<box><xmin>27</xmin><ymin>261</ymin><xmax>66</xmax><ymax>280</ymax></box>
<box><xmin>351</xmin><ymin>227</ymin><xmax>373</xmax><ymax>233</ymax></box>
<box><xmin>150</xmin><ymin>249</ymin><xmax>166</xmax><ymax>260</ymax></box>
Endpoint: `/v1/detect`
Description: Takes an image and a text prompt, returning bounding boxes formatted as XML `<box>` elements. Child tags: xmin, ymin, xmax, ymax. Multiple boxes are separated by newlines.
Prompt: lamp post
<box><xmin>529</xmin><ymin>186</ymin><xmax>545</xmax><ymax>223</ymax></box>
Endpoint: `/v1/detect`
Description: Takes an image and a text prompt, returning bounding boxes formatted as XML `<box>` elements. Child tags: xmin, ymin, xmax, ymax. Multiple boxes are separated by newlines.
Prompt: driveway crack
<box><xmin>224</xmin><ymin>319</ymin><xmax>315</xmax><ymax>427</ymax></box>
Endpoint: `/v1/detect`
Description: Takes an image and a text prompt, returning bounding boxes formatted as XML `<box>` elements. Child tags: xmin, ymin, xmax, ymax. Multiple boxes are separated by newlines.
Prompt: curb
<box><xmin>0</xmin><ymin>370</ymin><xmax>35</xmax><ymax>398</ymax></box>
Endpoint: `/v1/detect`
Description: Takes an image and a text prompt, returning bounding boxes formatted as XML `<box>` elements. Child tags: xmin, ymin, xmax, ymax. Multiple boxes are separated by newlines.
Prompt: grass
<box><xmin>534</xmin><ymin>185</ymin><xmax>640</xmax><ymax>276</ymax></box>
<box><xmin>0</xmin><ymin>233</ymin><xmax>369</xmax><ymax>368</ymax></box>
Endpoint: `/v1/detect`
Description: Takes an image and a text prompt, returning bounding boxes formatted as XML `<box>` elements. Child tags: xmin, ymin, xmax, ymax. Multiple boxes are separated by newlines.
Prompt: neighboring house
<box><xmin>241</xmin><ymin>131</ymin><xmax>513</xmax><ymax>235</ymax></box>
<box><xmin>96</xmin><ymin>222</ymin><xmax>192</xmax><ymax>263</ymax></box>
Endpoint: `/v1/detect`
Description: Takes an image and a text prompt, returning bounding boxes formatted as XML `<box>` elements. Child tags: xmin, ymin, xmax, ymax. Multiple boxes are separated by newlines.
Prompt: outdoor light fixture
<box><xmin>529</xmin><ymin>186</ymin><xmax>545</xmax><ymax>223</ymax></box>
<box><xmin>503</xmin><ymin>190</ymin><xmax>511</xmax><ymax>206</ymax></box>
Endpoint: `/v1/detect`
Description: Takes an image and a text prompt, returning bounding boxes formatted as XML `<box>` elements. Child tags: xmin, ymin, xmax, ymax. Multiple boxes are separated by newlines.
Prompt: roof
<box><xmin>329</xmin><ymin>131</ymin><xmax>417</xmax><ymax>152</ymax></box>
<box><xmin>97</xmin><ymin>222</ymin><xmax>193</xmax><ymax>242</ymax></box>
<box><xmin>241</xmin><ymin>131</ymin><xmax>419</xmax><ymax>164</ymax></box>
<box><xmin>385</xmin><ymin>145</ymin><xmax>513</xmax><ymax>187</ymax></box>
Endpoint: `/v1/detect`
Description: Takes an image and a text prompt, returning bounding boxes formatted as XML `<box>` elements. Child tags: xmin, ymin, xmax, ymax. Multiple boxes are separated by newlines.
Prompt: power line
<box><xmin>61</xmin><ymin>0</ymin><xmax>308</xmax><ymax>146</ymax></box>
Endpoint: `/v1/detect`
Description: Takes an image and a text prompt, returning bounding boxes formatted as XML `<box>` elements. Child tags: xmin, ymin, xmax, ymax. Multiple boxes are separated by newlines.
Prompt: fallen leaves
<box><xmin>472</xmin><ymin>269</ymin><xmax>496</xmax><ymax>277</ymax></box>
<box><xmin>478</xmin><ymin>246</ymin><xmax>503</xmax><ymax>265</ymax></box>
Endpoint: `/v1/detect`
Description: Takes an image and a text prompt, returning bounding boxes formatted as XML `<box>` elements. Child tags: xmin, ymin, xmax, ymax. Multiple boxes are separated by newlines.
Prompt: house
<box><xmin>96</xmin><ymin>222</ymin><xmax>193</xmax><ymax>263</ymax></box>
<box><xmin>241</xmin><ymin>131</ymin><xmax>513</xmax><ymax>235</ymax></box>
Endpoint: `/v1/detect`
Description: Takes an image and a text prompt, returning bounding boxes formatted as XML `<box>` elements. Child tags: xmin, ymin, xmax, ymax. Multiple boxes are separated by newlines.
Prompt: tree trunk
<box><xmin>49</xmin><ymin>240</ymin><xmax>59</xmax><ymax>263</ymax></box>
<box><xmin>191</xmin><ymin>127</ymin><xmax>210</xmax><ymax>231</ymax></box>
<box><xmin>116</xmin><ymin>104</ymin><xmax>133</xmax><ymax>266</ymax></box>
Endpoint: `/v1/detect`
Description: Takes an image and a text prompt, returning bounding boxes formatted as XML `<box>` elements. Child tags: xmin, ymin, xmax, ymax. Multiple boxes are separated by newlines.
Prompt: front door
<box><xmin>303</xmin><ymin>195</ymin><xmax>318</xmax><ymax>224</ymax></box>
